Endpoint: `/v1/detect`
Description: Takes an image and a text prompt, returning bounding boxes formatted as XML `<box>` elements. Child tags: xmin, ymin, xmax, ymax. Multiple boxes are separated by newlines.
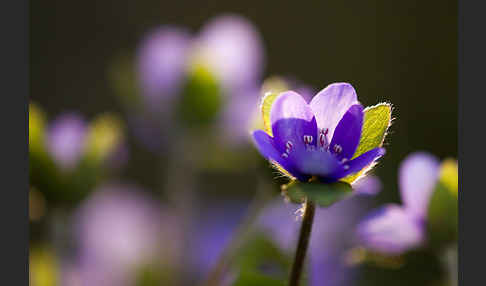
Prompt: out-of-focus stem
<box><xmin>289</xmin><ymin>200</ymin><xmax>315</xmax><ymax>286</ymax></box>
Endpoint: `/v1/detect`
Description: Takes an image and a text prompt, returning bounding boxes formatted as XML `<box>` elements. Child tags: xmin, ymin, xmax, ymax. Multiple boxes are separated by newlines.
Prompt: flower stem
<box><xmin>289</xmin><ymin>200</ymin><xmax>315</xmax><ymax>286</ymax></box>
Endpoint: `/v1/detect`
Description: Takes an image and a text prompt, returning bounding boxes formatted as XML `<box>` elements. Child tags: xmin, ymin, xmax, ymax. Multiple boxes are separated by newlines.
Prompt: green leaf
<box><xmin>260</xmin><ymin>92</ymin><xmax>280</xmax><ymax>136</ymax></box>
<box><xmin>282</xmin><ymin>180</ymin><xmax>353</xmax><ymax>207</ymax></box>
<box><xmin>85</xmin><ymin>113</ymin><xmax>124</xmax><ymax>163</ymax></box>
<box><xmin>438</xmin><ymin>158</ymin><xmax>458</xmax><ymax>197</ymax></box>
<box><xmin>232</xmin><ymin>270</ymin><xmax>286</xmax><ymax>286</ymax></box>
<box><xmin>232</xmin><ymin>233</ymin><xmax>290</xmax><ymax>286</ymax></box>
<box><xmin>178</xmin><ymin>64</ymin><xmax>223</xmax><ymax>126</ymax></box>
<box><xmin>427</xmin><ymin>159</ymin><xmax>458</xmax><ymax>247</ymax></box>
<box><xmin>341</xmin><ymin>103</ymin><xmax>392</xmax><ymax>184</ymax></box>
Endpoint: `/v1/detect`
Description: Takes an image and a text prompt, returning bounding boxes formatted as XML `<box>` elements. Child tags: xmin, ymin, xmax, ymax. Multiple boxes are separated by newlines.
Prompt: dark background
<box><xmin>30</xmin><ymin>0</ymin><xmax>457</xmax><ymax>201</ymax></box>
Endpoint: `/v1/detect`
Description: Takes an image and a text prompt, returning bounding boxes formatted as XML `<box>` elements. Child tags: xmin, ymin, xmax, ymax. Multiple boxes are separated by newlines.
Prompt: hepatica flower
<box><xmin>253</xmin><ymin>82</ymin><xmax>391</xmax><ymax>185</ymax></box>
<box><xmin>356</xmin><ymin>152</ymin><xmax>458</xmax><ymax>254</ymax></box>
<box><xmin>132</xmin><ymin>14</ymin><xmax>264</xmax><ymax>147</ymax></box>
<box><xmin>47</xmin><ymin>113</ymin><xmax>87</xmax><ymax>170</ymax></box>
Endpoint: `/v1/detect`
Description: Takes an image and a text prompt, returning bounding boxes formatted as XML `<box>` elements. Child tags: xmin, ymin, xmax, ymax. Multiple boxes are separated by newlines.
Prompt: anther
<box><xmin>303</xmin><ymin>135</ymin><xmax>314</xmax><ymax>145</ymax></box>
<box><xmin>333</xmin><ymin>144</ymin><xmax>343</xmax><ymax>154</ymax></box>
<box><xmin>286</xmin><ymin>141</ymin><xmax>293</xmax><ymax>152</ymax></box>
<box><xmin>341</xmin><ymin>158</ymin><xmax>348</xmax><ymax>163</ymax></box>
<box><xmin>282</xmin><ymin>153</ymin><xmax>289</xmax><ymax>158</ymax></box>
<box><xmin>318</xmin><ymin>128</ymin><xmax>329</xmax><ymax>148</ymax></box>
<box><xmin>343</xmin><ymin>165</ymin><xmax>349</xmax><ymax>170</ymax></box>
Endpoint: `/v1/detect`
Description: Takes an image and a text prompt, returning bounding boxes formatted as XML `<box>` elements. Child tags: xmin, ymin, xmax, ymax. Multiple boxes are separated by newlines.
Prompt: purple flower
<box><xmin>136</xmin><ymin>26</ymin><xmax>191</xmax><ymax>110</ymax></box>
<box><xmin>72</xmin><ymin>183</ymin><xmax>182</xmax><ymax>284</ymax></box>
<box><xmin>47</xmin><ymin>113</ymin><xmax>87</xmax><ymax>170</ymax></box>
<box><xmin>134</xmin><ymin>14</ymin><xmax>264</xmax><ymax>148</ymax></box>
<box><xmin>353</xmin><ymin>175</ymin><xmax>383</xmax><ymax>196</ymax></box>
<box><xmin>194</xmin><ymin>14</ymin><xmax>264</xmax><ymax>91</ymax></box>
<box><xmin>356</xmin><ymin>152</ymin><xmax>440</xmax><ymax>254</ymax></box>
<box><xmin>252</xmin><ymin>82</ymin><xmax>386</xmax><ymax>182</ymax></box>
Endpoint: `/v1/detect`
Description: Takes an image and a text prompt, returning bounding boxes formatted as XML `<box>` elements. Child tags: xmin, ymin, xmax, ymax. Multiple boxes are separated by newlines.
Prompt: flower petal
<box><xmin>290</xmin><ymin>150</ymin><xmax>343</xmax><ymax>181</ymax></box>
<box><xmin>252</xmin><ymin>130</ymin><xmax>307</xmax><ymax>181</ymax></box>
<box><xmin>356</xmin><ymin>204</ymin><xmax>425</xmax><ymax>254</ymax></box>
<box><xmin>309</xmin><ymin>83</ymin><xmax>359</xmax><ymax>140</ymax></box>
<box><xmin>196</xmin><ymin>14</ymin><xmax>264</xmax><ymax>90</ymax></box>
<box><xmin>47</xmin><ymin>113</ymin><xmax>87</xmax><ymax>170</ymax></box>
<box><xmin>330</xmin><ymin>104</ymin><xmax>364</xmax><ymax>160</ymax></box>
<box><xmin>335</xmin><ymin>147</ymin><xmax>385</xmax><ymax>179</ymax></box>
<box><xmin>270</xmin><ymin>91</ymin><xmax>317</xmax><ymax>153</ymax></box>
<box><xmin>399</xmin><ymin>152</ymin><xmax>440</xmax><ymax>219</ymax></box>
<box><xmin>136</xmin><ymin>26</ymin><xmax>191</xmax><ymax>107</ymax></box>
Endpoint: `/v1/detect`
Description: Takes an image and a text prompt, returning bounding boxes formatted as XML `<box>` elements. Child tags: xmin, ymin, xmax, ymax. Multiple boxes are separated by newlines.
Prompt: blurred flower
<box><xmin>47</xmin><ymin>113</ymin><xmax>87</xmax><ymax>170</ymax></box>
<box><xmin>129</xmin><ymin>14</ymin><xmax>265</xmax><ymax>149</ymax></box>
<box><xmin>356</xmin><ymin>152</ymin><xmax>441</xmax><ymax>254</ymax></box>
<box><xmin>136</xmin><ymin>26</ymin><xmax>191</xmax><ymax>111</ymax></box>
<box><xmin>71</xmin><ymin>183</ymin><xmax>182</xmax><ymax>285</ymax></box>
<box><xmin>353</xmin><ymin>175</ymin><xmax>383</xmax><ymax>196</ymax></box>
<box><xmin>252</xmin><ymin>83</ymin><xmax>386</xmax><ymax>182</ymax></box>
<box><xmin>194</xmin><ymin>15</ymin><xmax>263</xmax><ymax>91</ymax></box>
<box><xmin>29</xmin><ymin>104</ymin><xmax>127</xmax><ymax>173</ymax></box>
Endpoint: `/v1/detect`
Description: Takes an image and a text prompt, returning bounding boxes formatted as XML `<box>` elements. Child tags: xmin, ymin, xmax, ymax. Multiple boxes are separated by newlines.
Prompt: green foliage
<box><xmin>178</xmin><ymin>64</ymin><xmax>223</xmax><ymax>126</ymax></box>
<box><xmin>342</xmin><ymin>103</ymin><xmax>392</xmax><ymax>184</ymax></box>
<box><xmin>427</xmin><ymin>159</ymin><xmax>458</xmax><ymax>248</ymax></box>
<box><xmin>282</xmin><ymin>180</ymin><xmax>353</xmax><ymax>207</ymax></box>
<box><xmin>233</xmin><ymin>270</ymin><xmax>287</xmax><ymax>286</ymax></box>
<box><xmin>232</xmin><ymin>233</ymin><xmax>291</xmax><ymax>286</ymax></box>
<box><xmin>85</xmin><ymin>112</ymin><xmax>125</xmax><ymax>164</ymax></box>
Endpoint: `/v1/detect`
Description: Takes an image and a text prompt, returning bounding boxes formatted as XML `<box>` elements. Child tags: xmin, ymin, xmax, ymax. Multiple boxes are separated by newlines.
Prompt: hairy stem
<box><xmin>289</xmin><ymin>200</ymin><xmax>316</xmax><ymax>286</ymax></box>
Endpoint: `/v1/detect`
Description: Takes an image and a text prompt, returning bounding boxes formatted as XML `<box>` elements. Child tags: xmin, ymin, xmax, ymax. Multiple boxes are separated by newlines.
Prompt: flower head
<box><xmin>72</xmin><ymin>183</ymin><xmax>182</xmax><ymax>285</ymax></box>
<box><xmin>47</xmin><ymin>113</ymin><xmax>87</xmax><ymax>170</ymax></box>
<box><xmin>252</xmin><ymin>82</ymin><xmax>387</xmax><ymax>183</ymax></box>
<box><xmin>356</xmin><ymin>152</ymin><xmax>441</xmax><ymax>254</ymax></box>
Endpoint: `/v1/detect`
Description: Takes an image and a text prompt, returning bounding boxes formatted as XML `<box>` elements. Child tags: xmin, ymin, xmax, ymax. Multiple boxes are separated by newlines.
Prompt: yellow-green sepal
<box><xmin>341</xmin><ymin>103</ymin><xmax>392</xmax><ymax>184</ymax></box>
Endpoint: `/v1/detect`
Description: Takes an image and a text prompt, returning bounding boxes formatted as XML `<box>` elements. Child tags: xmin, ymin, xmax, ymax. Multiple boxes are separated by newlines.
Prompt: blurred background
<box><xmin>30</xmin><ymin>1</ymin><xmax>457</xmax><ymax>286</ymax></box>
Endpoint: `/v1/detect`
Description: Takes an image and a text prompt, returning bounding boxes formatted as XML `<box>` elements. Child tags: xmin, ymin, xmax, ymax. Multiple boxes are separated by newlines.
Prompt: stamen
<box><xmin>341</xmin><ymin>158</ymin><xmax>349</xmax><ymax>163</ymax></box>
<box><xmin>303</xmin><ymin>135</ymin><xmax>314</xmax><ymax>145</ymax></box>
<box><xmin>343</xmin><ymin>165</ymin><xmax>350</xmax><ymax>170</ymax></box>
<box><xmin>282</xmin><ymin>153</ymin><xmax>288</xmax><ymax>158</ymax></box>
<box><xmin>286</xmin><ymin>141</ymin><xmax>293</xmax><ymax>150</ymax></box>
<box><xmin>285</xmin><ymin>141</ymin><xmax>293</xmax><ymax>153</ymax></box>
<box><xmin>318</xmin><ymin>128</ymin><xmax>329</xmax><ymax>148</ymax></box>
<box><xmin>333</xmin><ymin>144</ymin><xmax>343</xmax><ymax>154</ymax></box>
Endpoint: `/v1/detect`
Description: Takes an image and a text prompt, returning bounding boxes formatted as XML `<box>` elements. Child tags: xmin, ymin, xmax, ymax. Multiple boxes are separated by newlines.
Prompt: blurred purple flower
<box><xmin>72</xmin><ymin>183</ymin><xmax>182</xmax><ymax>285</ymax></box>
<box><xmin>353</xmin><ymin>175</ymin><xmax>383</xmax><ymax>196</ymax></box>
<box><xmin>356</xmin><ymin>152</ymin><xmax>440</xmax><ymax>254</ymax></box>
<box><xmin>252</xmin><ymin>83</ymin><xmax>386</xmax><ymax>182</ymax></box>
<box><xmin>47</xmin><ymin>113</ymin><xmax>87</xmax><ymax>170</ymax></box>
<box><xmin>195</xmin><ymin>14</ymin><xmax>264</xmax><ymax>91</ymax></box>
<box><xmin>134</xmin><ymin>14</ymin><xmax>264</xmax><ymax>148</ymax></box>
<box><xmin>136</xmin><ymin>26</ymin><xmax>191</xmax><ymax>111</ymax></box>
